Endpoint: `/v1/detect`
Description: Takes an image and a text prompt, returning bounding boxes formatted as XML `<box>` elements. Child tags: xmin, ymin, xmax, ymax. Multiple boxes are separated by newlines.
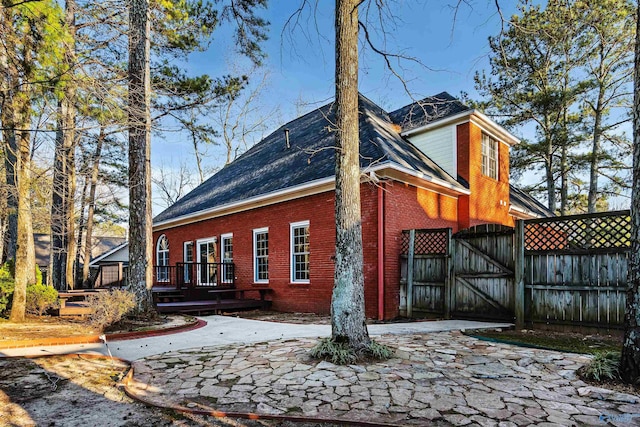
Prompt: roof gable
<box><xmin>388</xmin><ymin>91</ymin><xmax>472</xmax><ymax>133</ymax></box>
<box><xmin>154</xmin><ymin>93</ymin><xmax>466</xmax><ymax>225</ymax></box>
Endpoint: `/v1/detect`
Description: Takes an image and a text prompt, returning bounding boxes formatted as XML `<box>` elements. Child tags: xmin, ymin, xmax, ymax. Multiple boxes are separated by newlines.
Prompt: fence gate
<box><xmin>399</xmin><ymin>228</ymin><xmax>451</xmax><ymax>318</ymax></box>
<box><xmin>451</xmin><ymin>224</ymin><xmax>515</xmax><ymax>321</ymax></box>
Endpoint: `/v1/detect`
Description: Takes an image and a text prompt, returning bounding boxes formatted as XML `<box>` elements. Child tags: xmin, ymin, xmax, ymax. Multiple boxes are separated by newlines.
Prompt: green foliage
<box><xmin>87</xmin><ymin>289</ymin><xmax>136</xmax><ymax>330</ymax></box>
<box><xmin>0</xmin><ymin>262</ymin><xmax>45</xmax><ymax>316</ymax></box>
<box><xmin>475</xmin><ymin>0</ymin><xmax>634</xmax><ymax>212</ymax></box>
<box><xmin>583</xmin><ymin>351</ymin><xmax>621</xmax><ymax>382</ymax></box>
<box><xmin>310</xmin><ymin>338</ymin><xmax>394</xmax><ymax>365</ymax></box>
<box><xmin>0</xmin><ymin>264</ymin><xmax>15</xmax><ymax>316</ymax></box>
<box><xmin>34</xmin><ymin>265</ymin><xmax>43</xmax><ymax>287</ymax></box>
<box><xmin>25</xmin><ymin>284</ymin><xmax>58</xmax><ymax>316</ymax></box>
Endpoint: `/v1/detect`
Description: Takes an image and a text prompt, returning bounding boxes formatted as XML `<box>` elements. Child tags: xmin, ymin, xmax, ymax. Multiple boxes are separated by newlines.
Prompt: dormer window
<box><xmin>482</xmin><ymin>133</ymin><xmax>498</xmax><ymax>180</ymax></box>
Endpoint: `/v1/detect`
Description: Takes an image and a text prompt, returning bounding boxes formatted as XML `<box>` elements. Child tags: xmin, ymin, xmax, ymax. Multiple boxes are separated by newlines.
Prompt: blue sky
<box><xmin>151</xmin><ymin>1</ymin><xmax>524</xmax><ymax>210</ymax></box>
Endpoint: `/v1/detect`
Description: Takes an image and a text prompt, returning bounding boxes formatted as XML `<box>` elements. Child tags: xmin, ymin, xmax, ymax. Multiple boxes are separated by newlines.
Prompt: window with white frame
<box><xmin>481</xmin><ymin>133</ymin><xmax>498</xmax><ymax>180</ymax></box>
<box><xmin>221</xmin><ymin>233</ymin><xmax>233</xmax><ymax>283</ymax></box>
<box><xmin>253</xmin><ymin>228</ymin><xmax>269</xmax><ymax>283</ymax></box>
<box><xmin>183</xmin><ymin>241</ymin><xmax>193</xmax><ymax>283</ymax></box>
<box><xmin>290</xmin><ymin>221</ymin><xmax>310</xmax><ymax>283</ymax></box>
<box><xmin>156</xmin><ymin>235</ymin><xmax>170</xmax><ymax>282</ymax></box>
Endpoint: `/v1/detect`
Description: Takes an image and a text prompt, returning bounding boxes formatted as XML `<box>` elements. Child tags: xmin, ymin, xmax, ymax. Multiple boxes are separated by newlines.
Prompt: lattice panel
<box><xmin>525</xmin><ymin>211</ymin><xmax>630</xmax><ymax>252</ymax></box>
<box><xmin>401</xmin><ymin>230</ymin><xmax>448</xmax><ymax>255</ymax></box>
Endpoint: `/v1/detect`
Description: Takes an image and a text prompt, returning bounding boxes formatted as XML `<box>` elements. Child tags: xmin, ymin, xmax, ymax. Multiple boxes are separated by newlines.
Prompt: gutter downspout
<box><xmin>377</xmin><ymin>183</ymin><xmax>385</xmax><ymax>320</ymax></box>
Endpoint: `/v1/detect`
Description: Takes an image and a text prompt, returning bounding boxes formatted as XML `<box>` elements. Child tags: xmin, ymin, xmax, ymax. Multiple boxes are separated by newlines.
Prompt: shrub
<box><xmin>583</xmin><ymin>351</ymin><xmax>620</xmax><ymax>382</ymax></box>
<box><xmin>0</xmin><ymin>259</ymin><xmax>47</xmax><ymax>315</ymax></box>
<box><xmin>0</xmin><ymin>264</ymin><xmax>14</xmax><ymax>316</ymax></box>
<box><xmin>310</xmin><ymin>337</ymin><xmax>394</xmax><ymax>365</ymax></box>
<box><xmin>25</xmin><ymin>283</ymin><xmax>58</xmax><ymax>316</ymax></box>
<box><xmin>87</xmin><ymin>289</ymin><xmax>136</xmax><ymax>330</ymax></box>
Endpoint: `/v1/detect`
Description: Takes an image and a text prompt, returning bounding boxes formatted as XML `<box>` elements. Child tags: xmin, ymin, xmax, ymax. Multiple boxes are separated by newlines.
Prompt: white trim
<box><xmin>509</xmin><ymin>204</ymin><xmax>543</xmax><ymax>219</ymax></box>
<box><xmin>156</xmin><ymin>234</ymin><xmax>170</xmax><ymax>283</ymax></box>
<box><xmin>401</xmin><ymin>110</ymin><xmax>473</xmax><ymax>137</ymax></box>
<box><xmin>290</xmin><ymin>221</ymin><xmax>310</xmax><ymax>284</ymax></box>
<box><xmin>401</xmin><ymin>109</ymin><xmax>520</xmax><ymax>146</ymax></box>
<box><xmin>451</xmin><ymin>125</ymin><xmax>458</xmax><ymax>179</ymax></box>
<box><xmin>367</xmin><ymin>163</ymin><xmax>471</xmax><ymax>196</ymax></box>
<box><xmin>156</xmin><ymin>234</ymin><xmax>169</xmax><ymax>265</ymax></box>
<box><xmin>153</xmin><ymin>163</ymin><xmax>470</xmax><ymax>231</ymax></box>
<box><xmin>196</xmin><ymin>237</ymin><xmax>217</xmax><ymax>285</ymax></box>
<box><xmin>220</xmin><ymin>233</ymin><xmax>233</xmax><ymax>284</ymax></box>
<box><xmin>183</xmin><ymin>241</ymin><xmax>194</xmax><ymax>262</ymax></box>
<box><xmin>183</xmin><ymin>241</ymin><xmax>194</xmax><ymax>284</ymax></box>
<box><xmin>253</xmin><ymin>227</ymin><xmax>269</xmax><ymax>284</ymax></box>
<box><xmin>154</xmin><ymin>176</ymin><xmax>335</xmax><ymax>229</ymax></box>
<box><xmin>88</xmin><ymin>241</ymin><xmax>128</xmax><ymax>267</ymax></box>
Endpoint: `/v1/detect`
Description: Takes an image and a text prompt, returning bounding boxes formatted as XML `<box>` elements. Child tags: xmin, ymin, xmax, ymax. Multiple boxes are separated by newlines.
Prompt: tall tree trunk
<box><xmin>588</xmin><ymin>88</ymin><xmax>605</xmax><ymax>213</ymax></box>
<box><xmin>50</xmin><ymin>0</ymin><xmax>77</xmax><ymax>290</ymax></box>
<box><xmin>1</xmin><ymin>62</ymin><xmax>18</xmax><ymax>263</ymax></box>
<box><xmin>82</xmin><ymin>130</ymin><xmax>104</xmax><ymax>287</ymax></box>
<box><xmin>75</xmin><ymin>166</ymin><xmax>88</xmax><ymax>286</ymax></box>
<box><xmin>620</xmin><ymin>4</ymin><xmax>640</xmax><ymax>383</ymax></box>
<box><xmin>560</xmin><ymin>140</ymin><xmax>568</xmax><ymax>216</ymax></box>
<box><xmin>128</xmin><ymin>0</ymin><xmax>154</xmax><ymax>312</ymax></box>
<box><xmin>10</xmin><ymin>104</ymin><xmax>35</xmax><ymax>322</ymax></box>
<box><xmin>545</xmin><ymin>155</ymin><xmax>556</xmax><ymax>213</ymax></box>
<box><xmin>331</xmin><ymin>0</ymin><xmax>370</xmax><ymax>349</ymax></box>
<box><xmin>65</xmin><ymin>151</ymin><xmax>77</xmax><ymax>288</ymax></box>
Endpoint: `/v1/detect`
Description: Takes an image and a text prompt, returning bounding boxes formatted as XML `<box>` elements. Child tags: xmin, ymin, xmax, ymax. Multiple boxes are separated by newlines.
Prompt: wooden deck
<box><xmin>155</xmin><ymin>299</ymin><xmax>268</xmax><ymax>315</ymax></box>
<box><xmin>152</xmin><ymin>286</ymin><xmax>272</xmax><ymax>315</ymax></box>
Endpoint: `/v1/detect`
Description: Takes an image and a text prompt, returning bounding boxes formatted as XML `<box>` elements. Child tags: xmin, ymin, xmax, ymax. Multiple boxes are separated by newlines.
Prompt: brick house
<box><xmin>152</xmin><ymin>92</ymin><xmax>551</xmax><ymax>319</ymax></box>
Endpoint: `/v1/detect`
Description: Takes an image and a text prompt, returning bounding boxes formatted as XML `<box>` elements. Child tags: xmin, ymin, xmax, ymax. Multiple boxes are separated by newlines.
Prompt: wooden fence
<box><xmin>400</xmin><ymin>210</ymin><xmax>631</xmax><ymax>331</ymax></box>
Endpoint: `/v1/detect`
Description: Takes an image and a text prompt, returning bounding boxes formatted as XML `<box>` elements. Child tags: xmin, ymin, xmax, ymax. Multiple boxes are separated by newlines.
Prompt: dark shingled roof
<box><xmin>509</xmin><ymin>185</ymin><xmax>554</xmax><ymax>218</ymax></box>
<box><xmin>154</xmin><ymin>92</ymin><xmax>551</xmax><ymax>224</ymax></box>
<box><xmin>154</xmin><ymin>94</ymin><xmax>466</xmax><ymax>224</ymax></box>
<box><xmin>388</xmin><ymin>91</ymin><xmax>472</xmax><ymax>133</ymax></box>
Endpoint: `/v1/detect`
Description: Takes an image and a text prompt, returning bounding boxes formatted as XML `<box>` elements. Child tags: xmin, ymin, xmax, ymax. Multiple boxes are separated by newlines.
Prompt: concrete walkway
<box><xmin>0</xmin><ymin>316</ymin><xmax>511</xmax><ymax>360</ymax></box>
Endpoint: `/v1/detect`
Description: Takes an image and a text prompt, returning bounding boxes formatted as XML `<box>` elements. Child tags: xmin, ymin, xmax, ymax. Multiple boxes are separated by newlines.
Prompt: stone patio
<box><xmin>125</xmin><ymin>331</ymin><xmax>640</xmax><ymax>426</ymax></box>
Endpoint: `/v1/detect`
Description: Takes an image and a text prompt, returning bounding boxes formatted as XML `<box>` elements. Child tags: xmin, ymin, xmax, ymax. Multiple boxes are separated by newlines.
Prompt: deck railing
<box><xmin>150</xmin><ymin>262</ymin><xmax>237</xmax><ymax>288</ymax></box>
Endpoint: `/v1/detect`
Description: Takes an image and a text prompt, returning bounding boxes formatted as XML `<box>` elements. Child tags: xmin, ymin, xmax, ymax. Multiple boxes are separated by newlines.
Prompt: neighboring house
<box><xmin>88</xmin><ymin>241</ymin><xmax>129</xmax><ymax>287</ymax></box>
<box><xmin>34</xmin><ymin>234</ymin><xmax>127</xmax><ymax>285</ymax></box>
<box><xmin>152</xmin><ymin>92</ymin><xmax>552</xmax><ymax>319</ymax></box>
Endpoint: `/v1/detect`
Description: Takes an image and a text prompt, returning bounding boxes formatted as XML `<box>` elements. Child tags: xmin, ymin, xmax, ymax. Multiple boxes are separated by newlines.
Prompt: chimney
<box><xmin>284</xmin><ymin>128</ymin><xmax>290</xmax><ymax>149</ymax></box>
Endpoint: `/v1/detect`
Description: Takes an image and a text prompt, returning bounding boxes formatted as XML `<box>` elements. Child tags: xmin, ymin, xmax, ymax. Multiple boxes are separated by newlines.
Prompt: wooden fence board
<box><xmin>400</xmin><ymin>211</ymin><xmax>629</xmax><ymax>330</ymax></box>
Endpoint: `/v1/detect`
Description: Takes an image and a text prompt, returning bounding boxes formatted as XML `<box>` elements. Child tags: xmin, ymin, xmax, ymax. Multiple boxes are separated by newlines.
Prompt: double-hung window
<box><xmin>221</xmin><ymin>233</ymin><xmax>234</xmax><ymax>284</ymax></box>
<box><xmin>481</xmin><ymin>133</ymin><xmax>498</xmax><ymax>180</ymax></box>
<box><xmin>290</xmin><ymin>221</ymin><xmax>310</xmax><ymax>283</ymax></box>
<box><xmin>253</xmin><ymin>228</ymin><xmax>269</xmax><ymax>283</ymax></box>
<box><xmin>183</xmin><ymin>241</ymin><xmax>194</xmax><ymax>283</ymax></box>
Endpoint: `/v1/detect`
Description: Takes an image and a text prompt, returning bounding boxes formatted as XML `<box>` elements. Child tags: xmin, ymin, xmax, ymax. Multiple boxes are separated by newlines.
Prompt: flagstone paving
<box><xmin>126</xmin><ymin>331</ymin><xmax>640</xmax><ymax>426</ymax></box>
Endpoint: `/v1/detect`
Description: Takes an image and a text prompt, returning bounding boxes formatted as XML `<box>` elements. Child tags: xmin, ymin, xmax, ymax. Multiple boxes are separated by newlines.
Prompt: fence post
<box><xmin>514</xmin><ymin>219</ymin><xmax>525</xmax><ymax>329</ymax></box>
<box><xmin>407</xmin><ymin>229</ymin><xmax>415</xmax><ymax>318</ymax></box>
<box><xmin>444</xmin><ymin>228</ymin><xmax>453</xmax><ymax>319</ymax></box>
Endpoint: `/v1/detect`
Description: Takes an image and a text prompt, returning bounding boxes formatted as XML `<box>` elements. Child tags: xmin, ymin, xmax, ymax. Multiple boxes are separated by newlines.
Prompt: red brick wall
<box><xmin>382</xmin><ymin>182</ymin><xmax>458</xmax><ymax>319</ymax></box>
<box><xmin>456</xmin><ymin>122</ymin><xmax>513</xmax><ymax>229</ymax></box>
<box><xmin>153</xmin><ymin>184</ymin><xmax>382</xmax><ymax>318</ymax></box>
<box><xmin>153</xmin><ymin>180</ymin><xmax>461</xmax><ymax>320</ymax></box>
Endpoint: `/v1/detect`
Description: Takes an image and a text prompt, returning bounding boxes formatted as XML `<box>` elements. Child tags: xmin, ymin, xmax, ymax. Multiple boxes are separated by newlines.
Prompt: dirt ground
<box><xmin>0</xmin><ymin>355</ymin><xmax>342</xmax><ymax>427</ymax></box>
<box><xmin>0</xmin><ymin>312</ymin><xmax>342</xmax><ymax>426</ymax></box>
<box><xmin>0</xmin><ymin>314</ymin><xmax>194</xmax><ymax>343</ymax></box>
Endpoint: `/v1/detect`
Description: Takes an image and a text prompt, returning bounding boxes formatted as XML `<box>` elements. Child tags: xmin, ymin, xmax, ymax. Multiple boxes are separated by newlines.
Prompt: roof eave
<box><xmin>509</xmin><ymin>204</ymin><xmax>542</xmax><ymax>220</ymax></box>
<box><xmin>88</xmin><ymin>241</ymin><xmax>129</xmax><ymax>266</ymax></box>
<box><xmin>153</xmin><ymin>177</ymin><xmax>336</xmax><ymax>231</ymax></box>
<box><xmin>368</xmin><ymin>163</ymin><xmax>470</xmax><ymax>197</ymax></box>
<box><xmin>401</xmin><ymin>109</ymin><xmax>520</xmax><ymax>146</ymax></box>
<box><xmin>153</xmin><ymin>163</ymin><xmax>470</xmax><ymax>231</ymax></box>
